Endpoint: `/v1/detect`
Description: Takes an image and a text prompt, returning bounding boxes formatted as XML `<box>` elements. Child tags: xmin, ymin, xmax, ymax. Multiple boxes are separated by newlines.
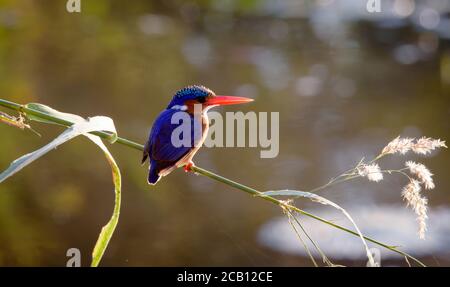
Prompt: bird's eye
<box><xmin>196</xmin><ymin>96</ymin><xmax>206</xmax><ymax>103</ymax></box>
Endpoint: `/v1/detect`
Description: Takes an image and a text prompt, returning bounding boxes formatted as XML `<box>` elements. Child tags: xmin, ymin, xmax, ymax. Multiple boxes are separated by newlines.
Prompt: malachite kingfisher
<box><xmin>142</xmin><ymin>85</ymin><xmax>253</xmax><ymax>185</ymax></box>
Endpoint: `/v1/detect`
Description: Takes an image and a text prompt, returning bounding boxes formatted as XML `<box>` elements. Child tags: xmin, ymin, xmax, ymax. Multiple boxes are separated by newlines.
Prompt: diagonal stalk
<box><xmin>0</xmin><ymin>98</ymin><xmax>426</xmax><ymax>267</ymax></box>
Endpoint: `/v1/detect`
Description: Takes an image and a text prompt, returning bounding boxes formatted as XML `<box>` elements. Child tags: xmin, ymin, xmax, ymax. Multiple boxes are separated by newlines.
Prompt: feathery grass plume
<box><xmin>381</xmin><ymin>136</ymin><xmax>414</xmax><ymax>155</ymax></box>
<box><xmin>378</xmin><ymin>136</ymin><xmax>445</xmax><ymax>239</ymax></box>
<box><xmin>401</xmin><ymin>179</ymin><xmax>428</xmax><ymax>239</ymax></box>
<box><xmin>357</xmin><ymin>163</ymin><xmax>383</xmax><ymax>182</ymax></box>
<box><xmin>406</xmin><ymin>161</ymin><xmax>435</xmax><ymax>190</ymax></box>
<box><xmin>412</xmin><ymin>137</ymin><xmax>447</xmax><ymax>155</ymax></box>
<box><xmin>382</xmin><ymin>136</ymin><xmax>447</xmax><ymax>156</ymax></box>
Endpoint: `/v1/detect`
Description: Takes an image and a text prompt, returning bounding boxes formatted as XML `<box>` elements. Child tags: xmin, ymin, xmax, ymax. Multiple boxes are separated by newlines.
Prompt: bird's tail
<box><xmin>148</xmin><ymin>162</ymin><xmax>161</xmax><ymax>185</ymax></box>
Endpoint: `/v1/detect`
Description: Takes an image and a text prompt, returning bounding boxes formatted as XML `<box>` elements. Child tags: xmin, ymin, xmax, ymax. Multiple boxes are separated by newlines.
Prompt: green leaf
<box><xmin>0</xmin><ymin>116</ymin><xmax>117</xmax><ymax>183</ymax></box>
<box><xmin>23</xmin><ymin>103</ymin><xmax>119</xmax><ymax>144</ymax></box>
<box><xmin>87</xmin><ymin>133</ymin><xmax>121</xmax><ymax>267</ymax></box>
<box><xmin>24</xmin><ymin>103</ymin><xmax>84</xmax><ymax>126</ymax></box>
<box><xmin>0</xmin><ymin>109</ymin><xmax>121</xmax><ymax>267</ymax></box>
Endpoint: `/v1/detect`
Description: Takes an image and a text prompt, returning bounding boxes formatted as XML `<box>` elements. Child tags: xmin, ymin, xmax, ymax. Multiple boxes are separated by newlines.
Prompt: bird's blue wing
<box><xmin>147</xmin><ymin>109</ymin><xmax>195</xmax><ymax>163</ymax></box>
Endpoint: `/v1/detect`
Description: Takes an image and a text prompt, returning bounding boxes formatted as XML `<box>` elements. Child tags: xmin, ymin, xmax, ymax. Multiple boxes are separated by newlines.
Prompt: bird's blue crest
<box><xmin>167</xmin><ymin>85</ymin><xmax>214</xmax><ymax>109</ymax></box>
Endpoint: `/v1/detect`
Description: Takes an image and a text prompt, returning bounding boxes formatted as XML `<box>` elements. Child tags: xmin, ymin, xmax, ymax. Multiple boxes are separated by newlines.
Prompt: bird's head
<box><xmin>167</xmin><ymin>85</ymin><xmax>253</xmax><ymax>112</ymax></box>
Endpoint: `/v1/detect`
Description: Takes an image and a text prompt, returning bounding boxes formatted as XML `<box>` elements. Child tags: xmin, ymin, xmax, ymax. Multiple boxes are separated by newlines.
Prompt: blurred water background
<box><xmin>0</xmin><ymin>0</ymin><xmax>449</xmax><ymax>266</ymax></box>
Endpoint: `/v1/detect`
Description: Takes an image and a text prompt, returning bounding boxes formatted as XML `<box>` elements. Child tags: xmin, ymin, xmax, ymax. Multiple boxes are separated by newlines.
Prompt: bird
<box><xmin>142</xmin><ymin>85</ymin><xmax>253</xmax><ymax>185</ymax></box>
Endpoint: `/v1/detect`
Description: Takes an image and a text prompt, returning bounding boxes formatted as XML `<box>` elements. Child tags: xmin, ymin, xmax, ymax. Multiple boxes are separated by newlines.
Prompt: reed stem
<box><xmin>0</xmin><ymin>98</ymin><xmax>426</xmax><ymax>266</ymax></box>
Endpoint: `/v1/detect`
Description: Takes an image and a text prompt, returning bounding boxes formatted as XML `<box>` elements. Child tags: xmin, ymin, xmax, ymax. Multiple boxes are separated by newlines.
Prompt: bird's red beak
<box><xmin>205</xmin><ymin>95</ymin><xmax>254</xmax><ymax>106</ymax></box>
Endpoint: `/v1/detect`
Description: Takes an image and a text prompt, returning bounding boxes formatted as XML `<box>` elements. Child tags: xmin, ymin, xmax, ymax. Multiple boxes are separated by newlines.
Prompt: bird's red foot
<box><xmin>184</xmin><ymin>162</ymin><xmax>195</xmax><ymax>172</ymax></box>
